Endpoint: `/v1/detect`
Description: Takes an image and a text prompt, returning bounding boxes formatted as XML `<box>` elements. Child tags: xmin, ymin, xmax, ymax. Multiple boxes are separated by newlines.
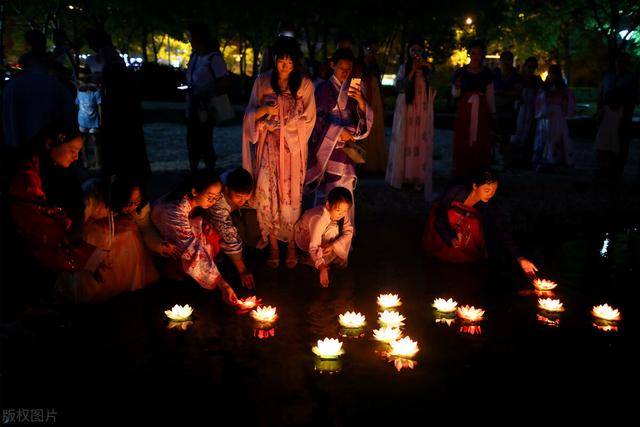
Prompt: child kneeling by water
<box><xmin>295</xmin><ymin>186</ymin><xmax>354</xmax><ymax>287</ymax></box>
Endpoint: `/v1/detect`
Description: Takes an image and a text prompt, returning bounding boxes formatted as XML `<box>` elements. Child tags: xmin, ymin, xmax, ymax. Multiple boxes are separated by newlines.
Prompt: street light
<box><xmin>465</xmin><ymin>17</ymin><xmax>473</xmax><ymax>25</ymax></box>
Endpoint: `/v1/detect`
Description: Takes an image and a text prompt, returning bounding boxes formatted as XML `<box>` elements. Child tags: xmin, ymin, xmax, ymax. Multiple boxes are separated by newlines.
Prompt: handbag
<box><xmin>342</xmin><ymin>140</ymin><xmax>366</xmax><ymax>164</ymax></box>
<box><xmin>209</xmin><ymin>94</ymin><xmax>235</xmax><ymax>124</ymax></box>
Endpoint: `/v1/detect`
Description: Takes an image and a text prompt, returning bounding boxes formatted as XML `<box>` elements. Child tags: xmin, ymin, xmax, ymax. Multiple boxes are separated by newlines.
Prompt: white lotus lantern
<box><xmin>373</xmin><ymin>327</ymin><xmax>403</xmax><ymax>342</ymax></box>
<box><xmin>312</xmin><ymin>338</ymin><xmax>344</xmax><ymax>359</ymax></box>
<box><xmin>378</xmin><ymin>310</ymin><xmax>405</xmax><ymax>327</ymax></box>
<box><xmin>251</xmin><ymin>305</ymin><xmax>278</xmax><ymax>323</ymax></box>
<box><xmin>533</xmin><ymin>278</ymin><xmax>558</xmax><ymax>291</ymax></box>
<box><xmin>456</xmin><ymin>305</ymin><xmax>485</xmax><ymax>322</ymax></box>
<box><xmin>377</xmin><ymin>293</ymin><xmax>402</xmax><ymax>309</ymax></box>
<box><xmin>591</xmin><ymin>304</ymin><xmax>621</xmax><ymax>321</ymax></box>
<box><xmin>433</xmin><ymin>298</ymin><xmax>458</xmax><ymax>313</ymax></box>
<box><xmin>338</xmin><ymin>311</ymin><xmax>366</xmax><ymax>328</ymax></box>
<box><xmin>538</xmin><ymin>298</ymin><xmax>564</xmax><ymax>312</ymax></box>
<box><xmin>237</xmin><ymin>296</ymin><xmax>261</xmax><ymax>310</ymax></box>
<box><xmin>388</xmin><ymin>337</ymin><xmax>419</xmax><ymax>358</ymax></box>
<box><xmin>164</xmin><ymin>304</ymin><xmax>193</xmax><ymax>321</ymax></box>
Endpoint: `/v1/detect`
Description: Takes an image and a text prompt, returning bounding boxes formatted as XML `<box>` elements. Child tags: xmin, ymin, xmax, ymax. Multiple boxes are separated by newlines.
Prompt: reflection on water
<box><xmin>537</xmin><ymin>313</ymin><xmax>561</xmax><ymax>328</ymax></box>
<box><xmin>592</xmin><ymin>319</ymin><xmax>620</xmax><ymax>333</ymax></box>
<box><xmin>339</xmin><ymin>326</ymin><xmax>365</xmax><ymax>338</ymax></box>
<box><xmin>166</xmin><ymin>320</ymin><xmax>194</xmax><ymax>331</ymax></box>
<box><xmin>314</xmin><ymin>358</ymin><xmax>342</xmax><ymax>374</ymax></box>
<box><xmin>253</xmin><ymin>327</ymin><xmax>276</xmax><ymax>339</ymax></box>
<box><xmin>458</xmin><ymin>324</ymin><xmax>483</xmax><ymax>335</ymax></box>
<box><xmin>434</xmin><ymin>312</ymin><xmax>456</xmax><ymax>327</ymax></box>
<box><xmin>386</xmin><ymin>356</ymin><xmax>418</xmax><ymax>372</ymax></box>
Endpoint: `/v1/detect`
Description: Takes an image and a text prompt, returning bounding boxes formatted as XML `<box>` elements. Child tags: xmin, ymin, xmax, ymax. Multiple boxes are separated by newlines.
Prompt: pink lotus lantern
<box><xmin>591</xmin><ymin>304</ymin><xmax>621</xmax><ymax>321</ymax></box>
<box><xmin>251</xmin><ymin>305</ymin><xmax>278</xmax><ymax>323</ymax></box>
<box><xmin>538</xmin><ymin>298</ymin><xmax>564</xmax><ymax>312</ymax></box>
<box><xmin>456</xmin><ymin>305</ymin><xmax>485</xmax><ymax>322</ymax></box>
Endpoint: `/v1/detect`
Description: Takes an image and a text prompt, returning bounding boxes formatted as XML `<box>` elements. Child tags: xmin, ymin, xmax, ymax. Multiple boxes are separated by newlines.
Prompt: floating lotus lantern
<box><xmin>537</xmin><ymin>314</ymin><xmax>560</xmax><ymax>328</ymax></box>
<box><xmin>433</xmin><ymin>297</ymin><xmax>458</xmax><ymax>313</ymax></box>
<box><xmin>338</xmin><ymin>311</ymin><xmax>366</xmax><ymax>328</ymax></box>
<box><xmin>167</xmin><ymin>320</ymin><xmax>193</xmax><ymax>331</ymax></box>
<box><xmin>373</xmin><ymin>327</ymin><xmax>403</xmax><ymax>342</ymax></box>
<box><xmin>377</xmin><ymin>293</ymin><xmax>402</xmax><ymax>309</ymax></box>
<box><xmin>251</xmin><ymin>305</ymin><xmax>278</xmax><ymax>323</ymax></box>
<box><xmin>456</xmin><ymin>305</ymin><xmax>485</xmax><ymax>322</ymax></box>
<box><xmin>388</xmin><ymin>337</ymin><xmax>419</xmax><ymax>358</ymax></box>
<box><xmin>591</xmin><ymin>304</ymin><xmax>621</xmax><ymax>321</ymax></box>
<box><xmin>253</xmin><ymin>327</ymin><xmax>275</xmax><ymax>339</ymax></box>
<box><xmin>533</xmin><ymin>278</ymin><xmax>558</xmax><ymax>291</ymax></box>
<box><xmin>164</xmin><ymin>304</ymin><xmax>193</xmax><ymax>321</ymax></box>
<box><xmin>459</xmin><ymin>325</ymin><xmax>483</xmax><ymax>335</ymax></box>
<box><xmin>237</xmin><ymin>296</ymin><xmax>261</xmax><ymax>310</ymax></box>
<box><xmin>538</xmin><ymin>298</ymin><xmax>565</xmax><ymax>312</ymax></box>
<box><xmin>312</xmin><ymin>338</ymin><xmax>344</xmax><ymax>359</ymax></box>
<box><xmin>378</xmin><ymin>310</ymin><xmax>405</xmax><ymax>328</ymax></box>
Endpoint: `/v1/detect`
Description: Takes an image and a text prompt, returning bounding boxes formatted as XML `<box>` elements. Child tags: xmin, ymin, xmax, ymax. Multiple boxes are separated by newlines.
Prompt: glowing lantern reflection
<box><xmin>253</xmin><ymin>327</ymin><xmax>275</xmax><ymax>339</ymax></box>
<box><xmin>314</xmin><ymin>358</ymin><xmax>342</xmax><ymax>374</ymax></box>
<box><xmin>388</xmin><ymin>337</ymin><xmax>419</xmax><ymax>358</ymax></box>
<box><xmin>312</xmin><ymin>338</ymin><xmax>344</xmax><ymax>359</ymax></box>
<box><xmin>457</xmin><ymin>305</ymin><xmax>485</xmax><ymax>322</ymax></box>
<box><xmin>592</xmin><ymin>322</ymin><xmax>618</xmax><ymax>332</ymax></box>
<box><xmin>533</xmin><ymin>278</ymin><xmax>558</xmax><ymax>291</ymax></box>
<box><xmin>164</xmin><ymin>304</ymin><xmax>193</xmax><ymax>321</ymax></box>
<box><xmin>435</xmin><ymin>316</ymin><xmax>456</xmax><ymax>327</ymax></box>
<box><xmin>591</xmin><ymin>304</ymin><xmax>621</xmax><ymax>321</ymax></box>
<box><xmin>251</xmin><ymin>306</ymin><xmax>278</xmax><ymax>323</ymax></box>
<box><xmin>538</xmin><ymin>298</ymin><xmax>564</xmax><ymax>312</ymax></box>
<box><xmin>459</xmin><ymin>325</ymin><xmax>483</xmax><ymax>335</ymax></box>
<box><xmin>537</xmin><ymin>314</ymin><xmax>561</xmax><ymax>328</ymax></box>
<box><xmin>338</xmin><ymin>311</ymin><xmax>366</xmax><ymax>328</ymax></box>
<box><xmin>378</xmin><ymin>310</ymin><xmax>406</xmax><ymax>327</ymax></box>
<box><xmin>373</xmin><ymin>327</ymin><xmax>403</xmax><ymax>342</ymax></box>
<box><xmin>377</xmin><ymin>293</ymin><xmax>402</xmax><ymax>309</ymax></box>
<box><xmin>433</xmin><ymin>298</ymin><xmax>458</xmax><ymax>313</ymax></box>
<box><xmin>388</xmin><ymin>356</ymin><xmax>417</xmax><ymax>372</ymax></box>
<box><xmin>167</xmin><ymin>320</ymin><xmax>193</xmax><ymax>330</ymax></box>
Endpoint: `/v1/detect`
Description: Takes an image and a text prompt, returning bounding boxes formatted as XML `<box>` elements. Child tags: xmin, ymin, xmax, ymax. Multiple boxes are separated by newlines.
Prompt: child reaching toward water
<box><xmin>295</xmin><ymin>186</ymin><xmax>354</xmax><ymax>287</ymax></box>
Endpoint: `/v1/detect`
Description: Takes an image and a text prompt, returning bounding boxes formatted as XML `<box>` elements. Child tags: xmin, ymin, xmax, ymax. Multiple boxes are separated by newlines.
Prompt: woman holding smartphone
<box><xmin>386</xmin><ymin>38</ymin><xmax>437</xmax><ymax>199</ymax></box>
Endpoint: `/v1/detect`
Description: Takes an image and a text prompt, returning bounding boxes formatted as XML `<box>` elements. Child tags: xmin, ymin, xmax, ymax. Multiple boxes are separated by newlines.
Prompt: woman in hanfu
<box><xmin>422</xmin><ymin>168</ymin><xmax>538</xmax><ymax>277</ymax></box>
<box><xmin>386</xmin><ymin>38</ymin><xmax>437</xmax><ymax>198</ymax></box>
<box><xmin>151</xmin><ymin>172</ymin><xmax>238</xmax><ymax>305</ymax></box>
<box><xmin>451</xmin><ymin>39</ymin><xmax>495</xmax><ymax>178</ymax></box>
<box><xmin>242</xmin><ymin>36</ymin><xmax>316</xmax><ymax>269</ymax></box>
<box><xmin>532</xmin><ymin>64</ymin><xmax>576</xmax><ymax>170</ymax></box>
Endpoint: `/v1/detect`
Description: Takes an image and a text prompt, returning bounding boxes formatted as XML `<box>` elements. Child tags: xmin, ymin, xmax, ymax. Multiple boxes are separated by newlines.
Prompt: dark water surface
<box><xmin>2</xmin><ymin>211</ymin><xmax>636</xmax><ymax>425</ymax></box>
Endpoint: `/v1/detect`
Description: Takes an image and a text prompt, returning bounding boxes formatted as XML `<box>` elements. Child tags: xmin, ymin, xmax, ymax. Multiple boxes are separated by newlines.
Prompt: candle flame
<box><xmin>433</xmin><ymin>297</ymin><xmax>458</xmax><ymax>312</ymax></box>
<box><xmin>378</xmin><ymin>310</ymin><xmax>406</xmax><ymax>327</ymax></box>
<box><xmin>164</xmin><ymin>304</ymin><xmax>193</xmax><ymax>321</ymax></box>
<box><xmin>377</xmin><ymin>293</ymin><xmax>402</xmax><ymax>309</ymax></box>
<box><xmin>457</xmin><ymin>305</ymin><xmax>485</xmax><ymax>321</ymax></box>
<box><xmin>538</xmin><ymin>298</ymin><xmax>564</xmax><ymax>312</ymax></box>
<box><xmin>338</xmin><ymin>311</ymin><xmax>366</xmax><ymax>328</ymax></box>
<box><xmin>591</xmin><ymin>304</ymin><xmax>621</xmax><ymax>321</ymax></box>
<box><xmin>251</xmin><ymin>305</ymin><xmax>278</xmax><ymax>322</ymax></box>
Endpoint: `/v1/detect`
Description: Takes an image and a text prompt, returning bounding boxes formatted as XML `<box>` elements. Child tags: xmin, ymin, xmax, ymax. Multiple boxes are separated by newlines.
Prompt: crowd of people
<box><xmin>1</xmin><ymin>24</ymin><xmax>637</xmax><ymax>315</ymax></box>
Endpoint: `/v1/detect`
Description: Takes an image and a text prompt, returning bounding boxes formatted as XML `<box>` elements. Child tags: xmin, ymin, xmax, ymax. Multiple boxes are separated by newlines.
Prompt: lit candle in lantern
<box><xmin>533</xmin><ymin>278</ymin><xmax>558</xmax><ymax>291</ymax></box>
<box><xmin>378</xmin><ymin>310</ymin><xmax>406</xmax><ymax>328</ymax></box>
<box><xmin>377</xmin><ymin>293</ymin><xmax>402</xmax><ymax>309</ymax></box>
<box><xmin>312</xmin><ymin>338</ymin><xmax>344</xmax><ymax>359</ymax></box>
<box><xmin>251</xmin><ymin>305</ymin><xmax>278</xmax><ymax>323</ymax></box>
<box><xmin>433</xmin><ymin>297</ymin><xmax>458</xmax><ymax>313</ymax></box>
<box><xmin>338</xmin><ymin>311</ymin><xmax>366</xmax><ymax>328</ymax></box>
<box><xmin>373</xmin><ymin>327</ymin><xmax>403</xmax><ymax>342</ymax></box>
<box><xmin>388</xmin><ymin>337</ymin><xmax>419</xmax><ymax>358</ymax></box>
<box><xmin>456</xmin><ymin>305</ymin><xmax>485</xmax><ymax>322</ymax></box>
<box><xmin>538</xmin><ymin>298</ymin><xmax>564</xmax><ymax>312</ymax></box>
<box><xmin>591</xmin><ymin>304</ymin><xmax>621</xmax><ymax>321</ymax></box>
<box><xmin>164</xmin><ymin>304</ymin><xmax>193</xmax><ymax>321</ymax></box>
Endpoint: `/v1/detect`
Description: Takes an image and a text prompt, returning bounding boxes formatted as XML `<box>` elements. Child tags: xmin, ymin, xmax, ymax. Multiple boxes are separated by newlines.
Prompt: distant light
<box><xmin>171</xmin><ymin>60</ymin><xmax>181</xmax><ymax>68</ymax></box>
<box><xmin>619</xmin><ymin>30</ymin><xmax>636</xmax><ymax>39</ymax></box>
<box><xmin>67</xmin><ymin>5</ymin><xmax>74</xmax><ymax>9</ymax></box>
<box><xmin>541</xmin><ymin>70</ymin><xmax>549</xmax><ymax>81</ymax></box>
<box><xmin>381</xmin><ymin>74</ymin><xmax>396</xmax><ymax>86</ymax></box>
<box><xmin>518</xmin><ymin>13</ymin><xmax>525</xmax><ymax>19</ymax></box>
<box><xmin>4</xmin><ymin>77</ymin><xmax>9</xmax><ymax>81</ymax></box>
<box><xmin>600</xmin><ymin>237</ymin><xmax>610</xmax><ymax>257</ymax></box>
<box><xmin>135</xmin><ymin>58</ymin><xmax>143</xmax><ymax>63</ymax></box>
<box><xmin>465</xmin><ymin>17</ymin><xmax>473</xmax><ymax>25</ymax></box>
